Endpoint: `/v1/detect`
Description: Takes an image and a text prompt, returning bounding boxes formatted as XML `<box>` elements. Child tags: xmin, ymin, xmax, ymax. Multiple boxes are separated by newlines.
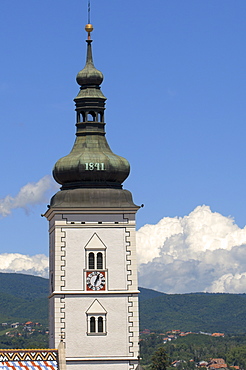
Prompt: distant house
<box><xmin>207</xmin><ymin>358</ymin><xmax>227</xmax><ymax>369</ymax></box>
<box><xmin>11</xmin><ymin>322</ymin><xmax>19</xmax><ymax>328</ymax></box>
<box><xmin>197</xmin><ymin>361</ymin><xmax>208</xmax><ymax>367</ymax></box>
<box><xmin>25</xmin><ymin>321</ymin><xmax>33</xmax><ymax>326</ymax></box>
<box><xmin>172</xmin><ymin>360</ymin><xmax>186</xmax><ymax>367</ymax></box>
<box><xmin>199</xmin><ymin>331</ymin><xmax>212</xmax><ymax>336</ymax></box>
<box><xmin>140</xmin><ymin>329</ymin><xmax>151</xmax><ymax>335</ymax></box>
<box><xmin>168</xmin><ymin>335</ymin><xmax>176</xmax><ymax>339</ymax></box>
<box><xmin>179</xmin><ymin>331</ymin><xmax>193</xmax><ymax>336</ymax></box>
<box><xmin>209</xmin><ymin>359</ymin><xmax>227</xmax><ymax>365</ymax></box>
<box><xmin>163</xmin><ymin>337</ymin><xmax>171</xmax><ymax>344</ymax></box>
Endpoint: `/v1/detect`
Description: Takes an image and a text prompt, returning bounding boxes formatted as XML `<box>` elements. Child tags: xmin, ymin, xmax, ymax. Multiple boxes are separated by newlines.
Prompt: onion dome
<box><xmin>76</xmin><ymin>37</ymin><xmax>103</xmax><ymax>87</ymax></box>
<box><xmin>52</xmin><ymin>25</ymin><xmax>130</xmax><ymax>190</ymax></box>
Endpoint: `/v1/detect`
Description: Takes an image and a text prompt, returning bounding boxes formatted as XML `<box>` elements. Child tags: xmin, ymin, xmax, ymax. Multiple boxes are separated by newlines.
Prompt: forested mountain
<box><xmin>1</xmin><ymin>273</ymin><xmax>246</xmax><ymax>334</ymax></box>
<box><xmin>139</xmin><ymin>289</ymin><xmax>246</xmax><ymax>334</ymax></box>
<box><xmin>0</xmin><ymin>273</ymin><xmax>48</xmax><ymax>324</ymax></box>
<box><xmin>0</xmin><ymin>273</ymin><xmax>48</xmax><ymax>300</ymax></box>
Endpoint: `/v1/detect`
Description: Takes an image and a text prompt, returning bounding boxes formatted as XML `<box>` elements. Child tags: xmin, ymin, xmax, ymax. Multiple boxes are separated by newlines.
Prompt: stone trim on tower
<box><xmin>128</xmin><ymin>295</ymin><xmax>139</xmax><ymax>358</ymax></box>
<box><xmin>125</xmin><ymin>226</ymin><xmax>138</xmax><ymax>291</ymax></box>
<box><xmin>52</xmin><ymin>295</ymin><xmax>66</xmax><ymax>346</ymax></box>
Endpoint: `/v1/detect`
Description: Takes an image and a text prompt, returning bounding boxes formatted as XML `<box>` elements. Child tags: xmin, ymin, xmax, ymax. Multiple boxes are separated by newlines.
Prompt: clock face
<box><xmin>86</xmin><ymin>271</ymin><xmax>106</xmax><ymax>291</ymax></box>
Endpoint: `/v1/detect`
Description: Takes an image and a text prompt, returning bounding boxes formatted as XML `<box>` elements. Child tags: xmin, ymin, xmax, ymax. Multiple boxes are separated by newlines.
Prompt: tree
<box><xmin>151</xmin><ymin>347</ymin><xmax>169</xmax><ymax>370</ymax></box>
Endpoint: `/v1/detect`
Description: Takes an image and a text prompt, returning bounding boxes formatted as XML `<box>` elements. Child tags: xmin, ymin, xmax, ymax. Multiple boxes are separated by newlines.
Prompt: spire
<box><xmin>52</xmin><ymin>24</ymin><xmax>130</xmax><ymax>191</ymax></box>
<box><xmin>76</xmin><ymin>24</ymin><xmax>104</xmax><ymax>90</ymax></box>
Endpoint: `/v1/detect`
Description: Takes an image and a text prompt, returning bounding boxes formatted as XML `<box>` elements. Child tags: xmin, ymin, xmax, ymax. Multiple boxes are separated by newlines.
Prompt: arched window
<box><xmin>97</xmin><ymin>252</ymin><xmax>103</xmax><ymax>269</ymax></box>
<box><xmin>86</xmin><ymin>300</ymin><xmax>107</xmax><ymax>336</ymax></box>
<box><xmin>87</xmin><ymin>111</ymin><xmax>96</xmax><ymax>121</ymax></box>
<box><xmin>87</xmin><ymin>315</ymin><xmax>106</xmax><ymax>335</ymax></box>
<box><xmin>89</xmin><ymin>252</ymin><xmax>95</xmax><ymax>270</ymax></box>
<box><xmin>90</xmin><ymin>317</ymin><xmax>95</xmax><ymax>333</ymax></box>
<box><xmin>98</xmin><ymin>317</ymin><xmax>103</xmax><ymax>333</ymax></box>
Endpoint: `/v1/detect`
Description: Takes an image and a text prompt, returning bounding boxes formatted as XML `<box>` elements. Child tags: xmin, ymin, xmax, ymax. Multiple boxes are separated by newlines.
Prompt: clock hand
<box><xmin>94</xmin><ymin>273</ymin><xmax>100</xmax><ymax>286</ymax></box>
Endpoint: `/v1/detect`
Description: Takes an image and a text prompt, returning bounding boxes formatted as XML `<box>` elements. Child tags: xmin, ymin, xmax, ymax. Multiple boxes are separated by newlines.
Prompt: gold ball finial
<box><xmin>85</xmin><ymin>24</ymin><xmax>94</xmax><ymax>33</ymax></box>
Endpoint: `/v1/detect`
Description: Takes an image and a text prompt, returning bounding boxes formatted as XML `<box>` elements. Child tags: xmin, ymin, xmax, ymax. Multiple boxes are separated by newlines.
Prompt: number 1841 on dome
<box><xmin>85</xmin><ymin>163</ymin><xmax>105</xmax><ymax>171</ymax></box>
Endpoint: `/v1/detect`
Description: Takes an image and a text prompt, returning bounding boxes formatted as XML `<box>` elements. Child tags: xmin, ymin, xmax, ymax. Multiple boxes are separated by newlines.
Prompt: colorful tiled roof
<box><xmin>0</xmin><ymin>349</ymin><xmax>58</xmax><ymax>370</ymax></box>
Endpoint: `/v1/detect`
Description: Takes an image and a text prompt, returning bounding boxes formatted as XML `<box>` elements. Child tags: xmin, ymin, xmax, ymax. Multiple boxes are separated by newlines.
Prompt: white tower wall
<box><xmin>46</xmin><ymin>208</ymin><xmax>139</xmax><ymax>370</ymax></box>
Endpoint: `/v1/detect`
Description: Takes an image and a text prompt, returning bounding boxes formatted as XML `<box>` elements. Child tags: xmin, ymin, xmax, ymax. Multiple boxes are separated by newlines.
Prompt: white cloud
<box><xmin>0</xmin><ymin>253</ymin><xmax>48</xmax><ymax>278</ymax></box>
<box><xmin>207</xmin><ymin>272</ymin><xmax>246</xmax><ymax>293</ymax></box>
<box><xmin>0</xmin><ymin>175</ymin><xmax>58</xmax><ymax>217</ymax></box>
<box><xmin>0</xmin><ymin>176</ymin><xmax>55</xmax><ymax>278</ymax></box>
<box><xmin>137</xmin><ymin>205</ymin><xmax>246</xmax><ymax>294</ymax></box>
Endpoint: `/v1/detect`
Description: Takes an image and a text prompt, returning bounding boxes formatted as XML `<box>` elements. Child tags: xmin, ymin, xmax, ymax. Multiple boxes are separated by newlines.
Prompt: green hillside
<box><xmin>0</xmin><ymin>273</ymin><xmax>48</xmax><ymax>300</ymax></box>
<box><xmin>139</xmin><ymin>290</ymin><xmax>246</xmax><ymax>334</ymax></box>
<box><xmin>0</xmin><ymin>273</ymin><xmax>48</xmax><ymax>324</ymax></box>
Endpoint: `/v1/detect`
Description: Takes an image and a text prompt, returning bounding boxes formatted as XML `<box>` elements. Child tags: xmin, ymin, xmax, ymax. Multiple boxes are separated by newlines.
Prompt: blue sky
<box><xmin>1</xmin><ymin>1</ymin><xmax>246</xmax><ymax>292</ymax></box>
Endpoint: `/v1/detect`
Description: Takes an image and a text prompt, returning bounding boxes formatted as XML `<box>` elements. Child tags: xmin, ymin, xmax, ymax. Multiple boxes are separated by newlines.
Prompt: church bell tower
<box><xmin>44</xmin><ymin>23</ymin><xmax>140</xmax><ymax>370</ymax></box>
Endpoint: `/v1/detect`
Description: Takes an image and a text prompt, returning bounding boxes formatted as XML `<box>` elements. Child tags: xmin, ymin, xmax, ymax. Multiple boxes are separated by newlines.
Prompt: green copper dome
<box><xmin>53</xmin><ymin>37</ymin><xmax>130</xmax><ymax>190</ymax></box>
<box><xmin>53</xmin><ymin>135</ymin><xmax>130</xmax><ymax>189</ymax></box>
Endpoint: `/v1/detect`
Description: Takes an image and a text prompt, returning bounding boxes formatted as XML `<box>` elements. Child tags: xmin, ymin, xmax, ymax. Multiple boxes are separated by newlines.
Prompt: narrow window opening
<box><xmin>89</xmin><ymin>252</ymin><xmax>95</xmax><ymax>270</ymax></box>
<box><xmin>99</xmin><ymin>112</ymin><xmax>104</xmax><ymax>122</ymax></box>
<box><xmin>90</xmin><ymin>317</ymin><xmax>95</xmax><ymax>333</ymax></box>
<box><xmin>77</xmin><ymin>112</ymin><xmax>85</xmax><ymax>123</ymax></box>
<box><xmin>51</xmin><ymin>272</ymin><xmax>54</xmax><ymax>292</ymax></box>
<box><xmin>98</xmin><ymin>317</ymin><xmax>103</xmax><ymax>333</ymax></box>
<box><xmin>97</xmin><ymin>252</ymin><xmax>103</xmax><ymax>270</ymax></box>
